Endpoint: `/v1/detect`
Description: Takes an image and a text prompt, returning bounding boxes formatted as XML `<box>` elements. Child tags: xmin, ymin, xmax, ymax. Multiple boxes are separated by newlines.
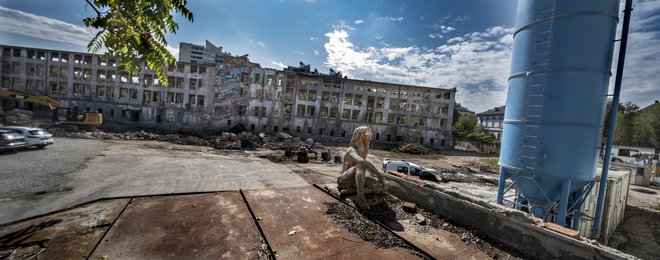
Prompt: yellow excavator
<box><xmin>0</xmin><ymin>89</ymin><xmax>102</xmax><ymax>129</ymax></box>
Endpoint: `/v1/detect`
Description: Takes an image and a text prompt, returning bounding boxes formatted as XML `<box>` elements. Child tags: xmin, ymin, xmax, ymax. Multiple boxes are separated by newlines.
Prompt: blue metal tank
<box><xmin>496</xmin><ymin>0</ymin><xmax>620</xmax><ymax>226</ymax></box>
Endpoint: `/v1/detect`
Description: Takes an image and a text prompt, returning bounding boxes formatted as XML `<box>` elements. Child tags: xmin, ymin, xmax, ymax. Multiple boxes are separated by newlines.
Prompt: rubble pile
<box><xmin>2</xmin><ymin>109</ymin><xmax>33</xmax><ymax>125</ymax></box>
<box><xmin>322</xmin><ymin>201</ymin><xmax>426</xmax><ymax>257</ymax></box>
<box><xmin>392</xmin><ymin>143</ymin><xmax>431</xmax><ymax>155</ymax></box>
<box><xmin>49</xmin><ymin>127</ymin><xmax>330</xmax><ymax>161</ymax></box>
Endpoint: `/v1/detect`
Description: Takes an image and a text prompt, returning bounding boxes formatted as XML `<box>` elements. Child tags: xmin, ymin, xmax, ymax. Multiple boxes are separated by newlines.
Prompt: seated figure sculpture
<box><xmin>337</xmin><ymin>126</ymin><xmax>386</xmax><ymax>209</ymax></box>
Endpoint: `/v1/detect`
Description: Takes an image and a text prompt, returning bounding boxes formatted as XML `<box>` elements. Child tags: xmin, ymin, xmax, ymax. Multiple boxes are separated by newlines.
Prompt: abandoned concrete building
<box><xmin>0</xmin><ymin>44</ymin><xmax>456</xmax><ymax>148</ymax></box>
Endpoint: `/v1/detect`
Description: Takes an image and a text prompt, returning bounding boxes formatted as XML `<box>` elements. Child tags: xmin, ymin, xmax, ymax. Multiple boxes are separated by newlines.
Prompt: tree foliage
<box><xmin>83</xmin><ymin>0</ymin><xmax>194</xmax><ymax>86</ymax></box>
<box><xmin>603</xmin><ymin>100</ymin><xmax>658</xmax><ymax>148</ymax></box>
<box><xmin>452</xmin><ymin>113</ymin><xmax>498</xmax><ymax>145</ymax></box>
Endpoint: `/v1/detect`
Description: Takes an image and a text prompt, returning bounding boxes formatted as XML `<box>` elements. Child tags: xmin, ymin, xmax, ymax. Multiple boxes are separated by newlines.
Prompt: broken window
<box><xmin>342</xmin><ymin>109</ymin><xmax>350</xmax><ymax>120</ymax></box>
<box><xmin>296</xmin><ymin>126</ymin><xmax>301</xmax><ymax>133</ymax></box>
<box><xmin>308</xmin><ymin>90</ymin><xmax>317</xmax><ymax>101</ymax></box>
<box><xmin>11</xmin><ymin>62</ymin><xmax>20</xmax><ymax>74</ymax></box>
<box><xmin>320</xmin><ymin>107</ymin><xmax>329</xmax><ymax>118</ymax></box>
<box><xmin>84</xmin><ymin>55</ymin><xmax>92</xmax><ymax>64</ymax></box>
<box><xmin>97</xmin><ymin>86</ymin><xmax>106</xmax><ymax>97</ymax></box>
<box><xmin>344</xmin><ymin>94</ymin><xmax>353</xmax><ymax>106</ymax></box>
<box><xmin>189</xmin><ymin>78</ymin><xmax>199</xmax><ymax>90</ymax></box>
<box><xmin>50</xmin><ymin>65</ymin><xmax>59</xmax><ymax>78</ymax></box>
<box><xmin>189</xmin><ymin>94</ymin><xmax>196</xmax><ymax>105</ymax></box>
<box><xmin>176</xmin><ymin>77</ymin><xmax>184</xmax><ymax>89</ymax></box>
<box><xmin>120</xmin><ymin>74</ymin><xmax>128</xmax><ymax>83</ymax></box>
<box><xmin>388</xmin><ymin>114</ymin><xmax>396</xmax><ymax>124</ymax></box>
<box><xmin>152</xmin><ymin>91</ymin><xmax>161</xmax><ymax>102</ymax></box>
<box><xmin>108</xmin><ymin>71</ymin><xmax>116</xmax><ymax>83</ymax></box>
<box><xmin>120</xmin><ymin>88</ymin><xmax>129</xmax><ymax>99</ymax></box>
<box><xmin>398</xmin><ymin>115</ymin><xmax>406</xmax><ymax>125</ymax></box>
<box><xmin>97</xmin><ymin>70</ymin><xmax>106</xmax><ymax>82</ymax></box>
<box><xmin>440</xmin><ymin>118</ymin><xmax>447</xmax><ymax>129</ymax></box>
<box><xmin>73</xmin><ymin>68</ymin><xmax>83</xmax><ymax>80</ymax></box>
<box><xmin>175</xmin><ymin>93</ymin><xmax>183</xmax><ymax>104</ymax></box>
<box><xmin>307</xmin><ymin>127</ymin><xmax>312</xmax><ymax>134</ymax></box>
<box><xmin>353</xmin><ymin>95</ymin><xmax>362</xmax><ymax>106</ymax></box>
<box><xmin>306</xmin><ymin>106</ymin><xmax>315</xmax><ymax>117</ymax></box>
<box><xmin>283</xmin><ymin>104</ymin><xmax>292</xmax><ymax>117</ymax></box>
<box><xmin>389</xmin><ymin>100</ymin><xmax>398</xmax><ymax>110</ymax></box>
<box><xmin>441</xmin><ymin>104</ymin><xmax>449</xmax><ymax>115</ymax></box>
<box><xmin>27</xmin><ymin>50</ymin><xmax>35</xmax><ymax>59</ymax></box>
<box><xmin>297</xmin><ymin>104</ymin><xmax>306</xmax><ymax>117</ymax></box>
<box><xmin>83</xmin><ymin>85</ymin><xmax>91</xmax><ymax>97</ymax></box>
<box><xmin>50</xmin><ymin>82</ymin><xmax>58</xmax><ymax>93</ymax></box>
<box><xmin>142</xmin><ymin>74</ymin><xmax>152</xmax><ymax>86</ymax></box>
<box><xmin>298</xmin><ymin>89</ymin><xmax>307</xmax><ymax>101</ymax></box>
<box><xmin>351</xmin><ymin>110</ymin><xmax>360</xmax><ymax>121</ymax></box>
<box><xmin>374</xmin><ymin>112</ymin><xmax>383</xmax><ymax>123</ymax></box>
<box><xmin>131</xmin><ymin>76</ymin><xmax>139</xmax><ymax>84</ymax></box>
<box><xmin>130</xmin><ymin>88</ymin><xmax>138</xmax><ymax>100</ymax></box>
<box><xmin>60</xmin><ymin>67</ymin><xmax>68</xmax><ymax>79</ymax></box>
<box><xmin>321</xmin><ymin>91</ymin><xmax>331</xmax><ymax>102</ymax></box>
<box><xmin>198</xmin><ymin>95</ymin><xmax>205</xmax><ymax>106</ymax></box>
<box><xmin>443</xmin><ymin>92</ymin><xmax>451</xmax><ymax>99</ymax></box>
<box><xmin>73</xmin><ymin>84</ymin><xmax>81</xmax><ymax>96</ymax></box>
<box><xmin>74</xmin><ymin>54</ymin><xmax>83</xmax><ymax>64</ymax></box>
<box><xmin>37</xmin><ymin>64</ymin><xmax>45</xmax><ymax>76</ymax></box>
<box><xmin>318</xmin><ymin>128</ymin><xmax>324</xmax><ymax>135</ymax></box>
<box><xmin>284</xmin><ymin>88</ymin><xmax>294</xmax><ymax>102</ymax></box>
<box><xmin>329</xmin><ymin>107</ymin><xmax>338</xmax><ymax>119</ymax></box>
<box><xmin>59</xmin><ymin>82</ymin><xmax>67</xmax><ymax>95</ymax></box>
<box><xmin>83</xmin><ymin>69</ymin><xmax>92</xmax><ymax>80</ymax></box>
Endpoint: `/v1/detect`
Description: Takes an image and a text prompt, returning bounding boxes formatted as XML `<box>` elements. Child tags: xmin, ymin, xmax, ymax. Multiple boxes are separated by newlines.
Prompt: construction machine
<box><xmin>0</xmin><ymin>89</ymin><xmax>102</xmax><ymax>129</ymax></box>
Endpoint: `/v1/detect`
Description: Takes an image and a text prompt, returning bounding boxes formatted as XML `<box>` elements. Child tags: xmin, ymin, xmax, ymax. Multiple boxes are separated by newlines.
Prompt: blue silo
<box><xmin>496</xmin><ymin>0</ymin><xmax>620</xmax><ymax>227</ymax></box>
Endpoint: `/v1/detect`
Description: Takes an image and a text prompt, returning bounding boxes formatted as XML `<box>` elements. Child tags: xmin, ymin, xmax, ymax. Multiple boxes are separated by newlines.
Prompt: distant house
<box><xmin>639</xmin><ymin>100</ymin><xmax>659</xmax><ymax>114</ymax></box>
<box><xmin>476</xmin><ymin>106</ymin><xmax>505</xmax><ymax>140</ymax></box>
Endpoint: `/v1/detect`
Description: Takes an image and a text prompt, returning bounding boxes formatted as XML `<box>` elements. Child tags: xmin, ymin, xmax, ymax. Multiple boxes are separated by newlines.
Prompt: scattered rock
<box><xmin>415</xmin><ymin>214</ymin><xmax>427</xmax><ymax>225</ymax></box>
<box><xmin>402</xmin><ymin>202</ymin><xmax>417</xmax><ymax>213</ymax></box>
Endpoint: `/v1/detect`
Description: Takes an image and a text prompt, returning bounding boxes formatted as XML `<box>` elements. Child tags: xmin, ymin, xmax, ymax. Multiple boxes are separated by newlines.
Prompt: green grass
<box><xmin>481</xmin><ymin>157</ymin><xmax>499</xmax><ymax>170</ymax></box>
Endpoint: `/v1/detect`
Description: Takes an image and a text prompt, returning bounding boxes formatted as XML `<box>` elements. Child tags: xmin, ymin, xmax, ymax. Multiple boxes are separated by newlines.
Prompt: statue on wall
<box><xmin>337</xmin><ymin>126</ymin><xmax>386</xmax><ymax>209</ymax></box>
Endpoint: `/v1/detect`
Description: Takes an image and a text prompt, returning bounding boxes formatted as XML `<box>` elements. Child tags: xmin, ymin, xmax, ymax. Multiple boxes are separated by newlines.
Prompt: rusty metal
<box><xmin>240</xmin><ymin>189</ymin><xmax>276</xmax><ymax>259</ymax></box>
<box><xmin>88</xmin><ymin>192</ymin><xmax>265</xmax><ymax>259</ymax></box>
<box><xmin>243</xmin><ymin>186</ymin><xmax>418</xmax><ymax>259</ymax></box>
<box><xmin>313</xmin><ymin>184</ymin><xmax>436</xmax><ymax>260</ymax></box>
<box><xmin>0</xmin><ymin>199</ymin><xmax>129</xmax><ymax>259</ymax></box>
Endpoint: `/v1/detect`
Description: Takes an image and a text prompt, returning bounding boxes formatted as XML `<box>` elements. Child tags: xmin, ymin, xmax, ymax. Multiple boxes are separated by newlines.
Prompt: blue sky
<box><xmin>0</xmin><ymin>0</ymin><xmax>658</xmax><ymax>113</ymax></box>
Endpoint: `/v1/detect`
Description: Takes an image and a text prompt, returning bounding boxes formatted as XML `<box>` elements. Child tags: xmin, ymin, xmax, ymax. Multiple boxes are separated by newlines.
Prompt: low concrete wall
<box><xmin>453</xmin><ymin>138</ymin><xmax>499</xmax><ymax>154</ymax></box>
<box><xmin>381</xmin><ymin>174</ymin><xmax>637</xmax><ymax>260</ymax></box>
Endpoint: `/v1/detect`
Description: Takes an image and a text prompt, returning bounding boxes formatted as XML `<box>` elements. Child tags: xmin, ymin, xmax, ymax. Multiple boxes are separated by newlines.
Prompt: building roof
<box><xmin>477</xmin><ymin>105</ymin><xmax>505</xmax><ymax>116</ymax></box>
<box><xmin>639</xmin><ymin>100</ymin><xmax>659</xmax><ymax>114</ymax></box>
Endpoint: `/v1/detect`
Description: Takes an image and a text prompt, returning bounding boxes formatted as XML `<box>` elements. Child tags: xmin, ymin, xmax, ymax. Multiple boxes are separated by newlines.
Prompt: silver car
<box><xmin>0</xmin><ymin>126</ymin><xmax>54</xmax><ymax>148</ymax></box>
<box><xmin>0</xmin><ymin>129</ymin><xmax>27</xmax><ymax>151</ymax></box>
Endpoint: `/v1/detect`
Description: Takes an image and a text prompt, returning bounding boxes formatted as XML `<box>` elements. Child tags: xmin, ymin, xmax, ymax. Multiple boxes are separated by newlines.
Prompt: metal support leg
<box><xmin>556</xmin><ymin>179</ymin><xmax>571</xmax><ymax>225</ymax></box>
<box><xmin>496</xmin><ymin>169</ymin><xmax>507</xmax><ymax>204</ymax></box>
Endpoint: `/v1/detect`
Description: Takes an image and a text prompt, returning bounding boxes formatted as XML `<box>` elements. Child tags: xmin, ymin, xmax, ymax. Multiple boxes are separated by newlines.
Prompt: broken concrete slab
<box><xmin>89</xmin><ymin>192</ymin><xmax>264</xmax><ymax>259</ymax></box>
<box><xmin>243</xmin><ymin>187</ymin><xmax>419</xmax><ymax>259</ymax></box>
<box><xmin>0</xmin><ymin>199</ymin><xmax>129</xmax><ymax>259</ymax></box>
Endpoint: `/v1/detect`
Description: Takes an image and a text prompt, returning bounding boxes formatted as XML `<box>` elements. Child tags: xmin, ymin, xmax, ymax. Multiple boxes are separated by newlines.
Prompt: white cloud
<box><xmin>454</xmin><ymin>15</ymin><xmax>471</xmax><ymax>23</ymax></box>
<box><xmin>609</xmin><ymin>0</ymin><xmax>660</xmax><ymax>107</ymax></box>
<box><xmin>432</xmin><ymin>24</ymin><xmax>456</xmax><ymax>33</ymax></box>
<box><xmin>333</xmin><ymin>20</ymin><xmax>355</xmax><ymax>31</ymax></box>
<box><xmin>293</xmin><ymin>50</ymin><xmax>305</xmax><ymax>56</ymax></box>
<box><xmin>380</xmin><ymin>16</ymin><xmax>404</xmax><ymax>22</ymax></box>
<box><xmin>257</xmin><ymin>41</ymin><xmax>267</xmax><ymax>48</ymax></box>
<box><xmin>428</xmin><ymin>33</ymin><xmax>444</xmax><ymax>39</ymax></box>
<box><xmin>271</xmin><ymin>61</ymin><xmax>286</xmax><ymax>68</ymax></box>
<box><xmin>323</xmin><ymin>26</ymin><xmax>514</xmax><ymax>113</ymax></box>
<box><xmin>354</xmin><ymin>19</ymin><xmax>365</xmax><ymax>25</ymax></box>
<box><xmin>0</xmin><ymin>6</ymin><xmax>98</xmax><ymax>48</ymax></box>
<box><xmin>165</xmin><ymin>44</ymin><xmax>179</xmax><ymax>60</ymax></box>
<box><xmin>305</xmin><ymin>0</ymin><xmax>317</xmax><ymax>3</ymax></box>
<box><xmin>313</xmin><ymin>49</ymin><xmax>320</xmax><ymax>55</ymax></box>
<box><xmin>309</xmin><ymin>37</ymin><xmax>319</xmax><ymax>42</ymax></box>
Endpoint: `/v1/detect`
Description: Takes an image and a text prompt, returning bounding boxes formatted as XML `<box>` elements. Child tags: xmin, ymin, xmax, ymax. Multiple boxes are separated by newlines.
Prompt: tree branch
<box><xmin>85</xmin><ymin>0</ymin><xmax>101</xmax><ymax>18</ymax></box>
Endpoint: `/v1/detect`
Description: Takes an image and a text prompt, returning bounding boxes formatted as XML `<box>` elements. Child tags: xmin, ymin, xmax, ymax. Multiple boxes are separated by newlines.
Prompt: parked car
<box><xmin>0</xmin><ymin>126</ymin><xmax>54</xmax><ymax>148</ymax></box>
<box><xmin>0</xmin><ymin>129</ymin><xmax>27</xmax><ymax>151</ymax></box>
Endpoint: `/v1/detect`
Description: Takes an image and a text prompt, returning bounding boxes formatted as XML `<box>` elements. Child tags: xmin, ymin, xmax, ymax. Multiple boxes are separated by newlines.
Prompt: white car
<box><xmin>382</xmin><ymin>159</ymin><xmax>423</xmax><ymax>177</ymax></box>
<box><xmin>0</xmin><ymin>126</ymin><xmax>54</xmax><ymax>148</ymax></box>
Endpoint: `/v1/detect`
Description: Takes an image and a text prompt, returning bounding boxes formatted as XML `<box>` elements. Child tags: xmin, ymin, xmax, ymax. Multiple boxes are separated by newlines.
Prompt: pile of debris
<box><xmin>48</xmin><ymin>127</ymin><xmax>331</xmax><ymax>162</ymax></box>
<box><xmin>392</xmin><ymin>143</ymin><xmax>431</xmax><ymax>155</ymax></box>
<box><xmin>2</xmin><ymin>109</ymin><xmax>33</xmax><ymax>125</ymax></box>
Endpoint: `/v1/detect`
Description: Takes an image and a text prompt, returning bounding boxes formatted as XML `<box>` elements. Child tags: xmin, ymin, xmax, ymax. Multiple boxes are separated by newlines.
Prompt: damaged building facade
<box><xmin>0</xmin><ymin>44</ymin><xmax>456</xmax><ymax>148</ymax></box>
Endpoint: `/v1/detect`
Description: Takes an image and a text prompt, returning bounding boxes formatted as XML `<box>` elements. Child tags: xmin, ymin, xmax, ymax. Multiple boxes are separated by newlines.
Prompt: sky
<box><xmin>0</xmin><ymin>0</ymin><xmax>658</xmax><ymax>113</ymax></box>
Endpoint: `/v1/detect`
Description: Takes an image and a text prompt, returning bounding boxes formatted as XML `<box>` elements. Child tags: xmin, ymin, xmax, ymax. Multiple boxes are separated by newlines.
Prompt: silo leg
<box><xmin>556</xmin><ymin>179</ymin><xmax>572</xmax><ymax>226</ymax></box>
